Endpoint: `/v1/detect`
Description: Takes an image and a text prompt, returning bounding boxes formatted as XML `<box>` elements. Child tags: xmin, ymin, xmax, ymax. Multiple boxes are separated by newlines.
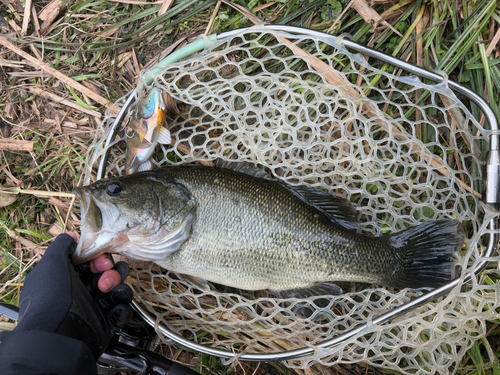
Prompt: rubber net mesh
<box><xmin>83</xmin><ymin>26</ymin><xmax>499</xmax><ymax>374</ymax></box>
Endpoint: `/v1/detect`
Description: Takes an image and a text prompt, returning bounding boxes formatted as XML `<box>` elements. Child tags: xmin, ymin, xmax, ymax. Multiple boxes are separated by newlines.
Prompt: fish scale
<box><xmin>72</xmin><ymin>165</ymin><xmax>465</xmax><ymax>294</ymax></box>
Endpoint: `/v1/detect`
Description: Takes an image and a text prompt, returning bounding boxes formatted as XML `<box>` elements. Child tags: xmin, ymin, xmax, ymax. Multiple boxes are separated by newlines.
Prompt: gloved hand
<box><xmin>16</xmin><ymin>233</ymin><xmax>134</xmax><ymax>360</ymax></box>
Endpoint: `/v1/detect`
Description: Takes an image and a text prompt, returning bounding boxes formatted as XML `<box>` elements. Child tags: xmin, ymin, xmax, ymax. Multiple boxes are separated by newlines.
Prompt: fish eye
<box><xmin>107</xmin><ymin>183</ymin><xmax>123</xmax><ymax>196</ymax></box>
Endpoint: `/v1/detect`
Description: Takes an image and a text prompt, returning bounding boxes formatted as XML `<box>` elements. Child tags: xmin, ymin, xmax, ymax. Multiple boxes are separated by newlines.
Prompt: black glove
<box><xmin>16</xmin><ymin>234</ymin><xmax>134</xmax><ymax>360</ymax></box>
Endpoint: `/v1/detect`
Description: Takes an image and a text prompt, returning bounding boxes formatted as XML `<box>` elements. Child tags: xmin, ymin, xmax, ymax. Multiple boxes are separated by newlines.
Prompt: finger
<box><xmin>67</xmin><ymin>232</ymin><xmax>79</xmax><ymax>241</ymax></box>
<box><xmin>90</xmin><ymin>254</ymin><xmax>114</xmax><ymax>273</ymax></box>
<box><xmin>80</xmin><ymin>272</ymin><xmax>101</xmax><ymax>295</ymax></box>
<box><xmin>112</xmin><ymin>262</ymin><xmax>130</xmax><ymax>282</ymax></box>
<box><xmin>75</xmin><ymin>261</ymin><xmax>92</xmax><ymax>276</ymax></box>
<box><xmin>108</xmin><ymin>283</ymin><xmax>134</xmax><ymax>304</ymax></box>
<box><xmin>98</xmin><ymin>270</ymin><xmax>122</xmax><ymax>293</ymax></box>
<box><xmin>42</xmin><ymin>234</ymin><xmax>77</xmax><ymax>261</ymax></box>
<box><xmin>96</xmin><ymin>284</ymin><xmax>134</xmax><ymax>311</ymax></box>
<box><xmin>106</xmin><ymin>304</ymin><xmax>134</xmax><ymax>331</ymax></box>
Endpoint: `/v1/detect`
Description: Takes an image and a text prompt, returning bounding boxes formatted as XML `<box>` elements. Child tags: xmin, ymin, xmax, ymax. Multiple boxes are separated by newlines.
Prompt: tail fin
<box><xmin>387</xmin><ymin>220</ymin><xmax>464</xmax><ymax>289</ymax></box>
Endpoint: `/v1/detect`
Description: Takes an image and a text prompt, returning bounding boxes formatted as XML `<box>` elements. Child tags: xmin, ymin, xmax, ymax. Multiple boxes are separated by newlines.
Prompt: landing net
<box><xmin>83</xmin><ymin>26</ymin><xmax>499</xmax><ymax>374</ymax></box>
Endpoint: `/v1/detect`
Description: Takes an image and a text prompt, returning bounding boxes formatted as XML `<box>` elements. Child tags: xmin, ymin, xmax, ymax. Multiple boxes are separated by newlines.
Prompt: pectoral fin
<box><xmin>157</xmin><ymin>126</ymin><xmax>172</xmax><ymax>145</ymax></box>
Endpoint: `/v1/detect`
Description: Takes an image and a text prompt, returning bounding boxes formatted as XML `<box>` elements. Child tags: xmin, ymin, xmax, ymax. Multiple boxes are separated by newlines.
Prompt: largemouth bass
<box><xmin>72</xmin><ymin>165</ymin><xmax>464</xmax><ymax>294</ymax></box>
<box><xmin>125</xmin><ymin>87</ymin><xmax>171</xmax><ymax>174</ymax></box>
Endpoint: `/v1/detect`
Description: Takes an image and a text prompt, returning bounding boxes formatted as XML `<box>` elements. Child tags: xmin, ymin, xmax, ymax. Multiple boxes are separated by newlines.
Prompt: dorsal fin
<box><xmin>282</xmin><ymin>183</ymin><xmax>358</xmax><ymax>231</ymax></box>
<box><xmin>215</xmin><ymin>160</ymin><xmax>274</xmax><ymax>180</ymax></box>
<box><xmin>214</xmin><ymin>160</ymin><xmax>357</xmax><ymax>230</ymax></box>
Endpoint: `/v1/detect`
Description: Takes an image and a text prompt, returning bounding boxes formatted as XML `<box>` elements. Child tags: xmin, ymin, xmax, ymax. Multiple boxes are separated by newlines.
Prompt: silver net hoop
<box><xmin>83</xmin><ymin>25</ymin><xmax>500</xmax><ymax>374</ymax></box>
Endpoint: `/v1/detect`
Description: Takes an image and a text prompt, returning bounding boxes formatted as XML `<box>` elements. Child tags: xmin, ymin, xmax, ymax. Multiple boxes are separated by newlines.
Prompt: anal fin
<box><xmin>137</xmin><ymin>160</ymin><xmax>152</xmax><ymax>172</ymax></box>
<box><xmin>271</xmin><ymin>282</ymin><xmax>343</xmax><ymax>299</ymax></box>
<box><xmin>179</xmin><ymin>274</ymin><xmax>211</xmax><ymax>292</ymax></box>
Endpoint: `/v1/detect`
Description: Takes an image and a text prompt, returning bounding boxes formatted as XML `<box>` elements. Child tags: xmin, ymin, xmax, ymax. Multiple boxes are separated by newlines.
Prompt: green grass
<box><xmin>1</xmin><ymin>0</ymin><xmax>500</xmax><ymax>374</ymax></box>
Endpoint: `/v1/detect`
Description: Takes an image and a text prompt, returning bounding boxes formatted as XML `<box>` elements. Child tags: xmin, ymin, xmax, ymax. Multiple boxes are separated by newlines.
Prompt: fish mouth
<box><xmin>72</xmin><ymin>187</ymin><xmax>107</xmax><ymax>264</ymax></box>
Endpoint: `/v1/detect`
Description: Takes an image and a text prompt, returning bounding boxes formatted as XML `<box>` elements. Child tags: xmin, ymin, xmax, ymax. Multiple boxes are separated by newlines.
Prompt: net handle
<box><xmin>99</xmin><ymin>25</ymin><xmax>500</xmax><ymax>362</ymax></box>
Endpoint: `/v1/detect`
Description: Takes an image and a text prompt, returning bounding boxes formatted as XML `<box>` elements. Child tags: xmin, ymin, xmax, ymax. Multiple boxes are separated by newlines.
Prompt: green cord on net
<box><xmin>142</xmin><ymin>34</ymin><xmax>218</xmax><ymax>86</ymax></box>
